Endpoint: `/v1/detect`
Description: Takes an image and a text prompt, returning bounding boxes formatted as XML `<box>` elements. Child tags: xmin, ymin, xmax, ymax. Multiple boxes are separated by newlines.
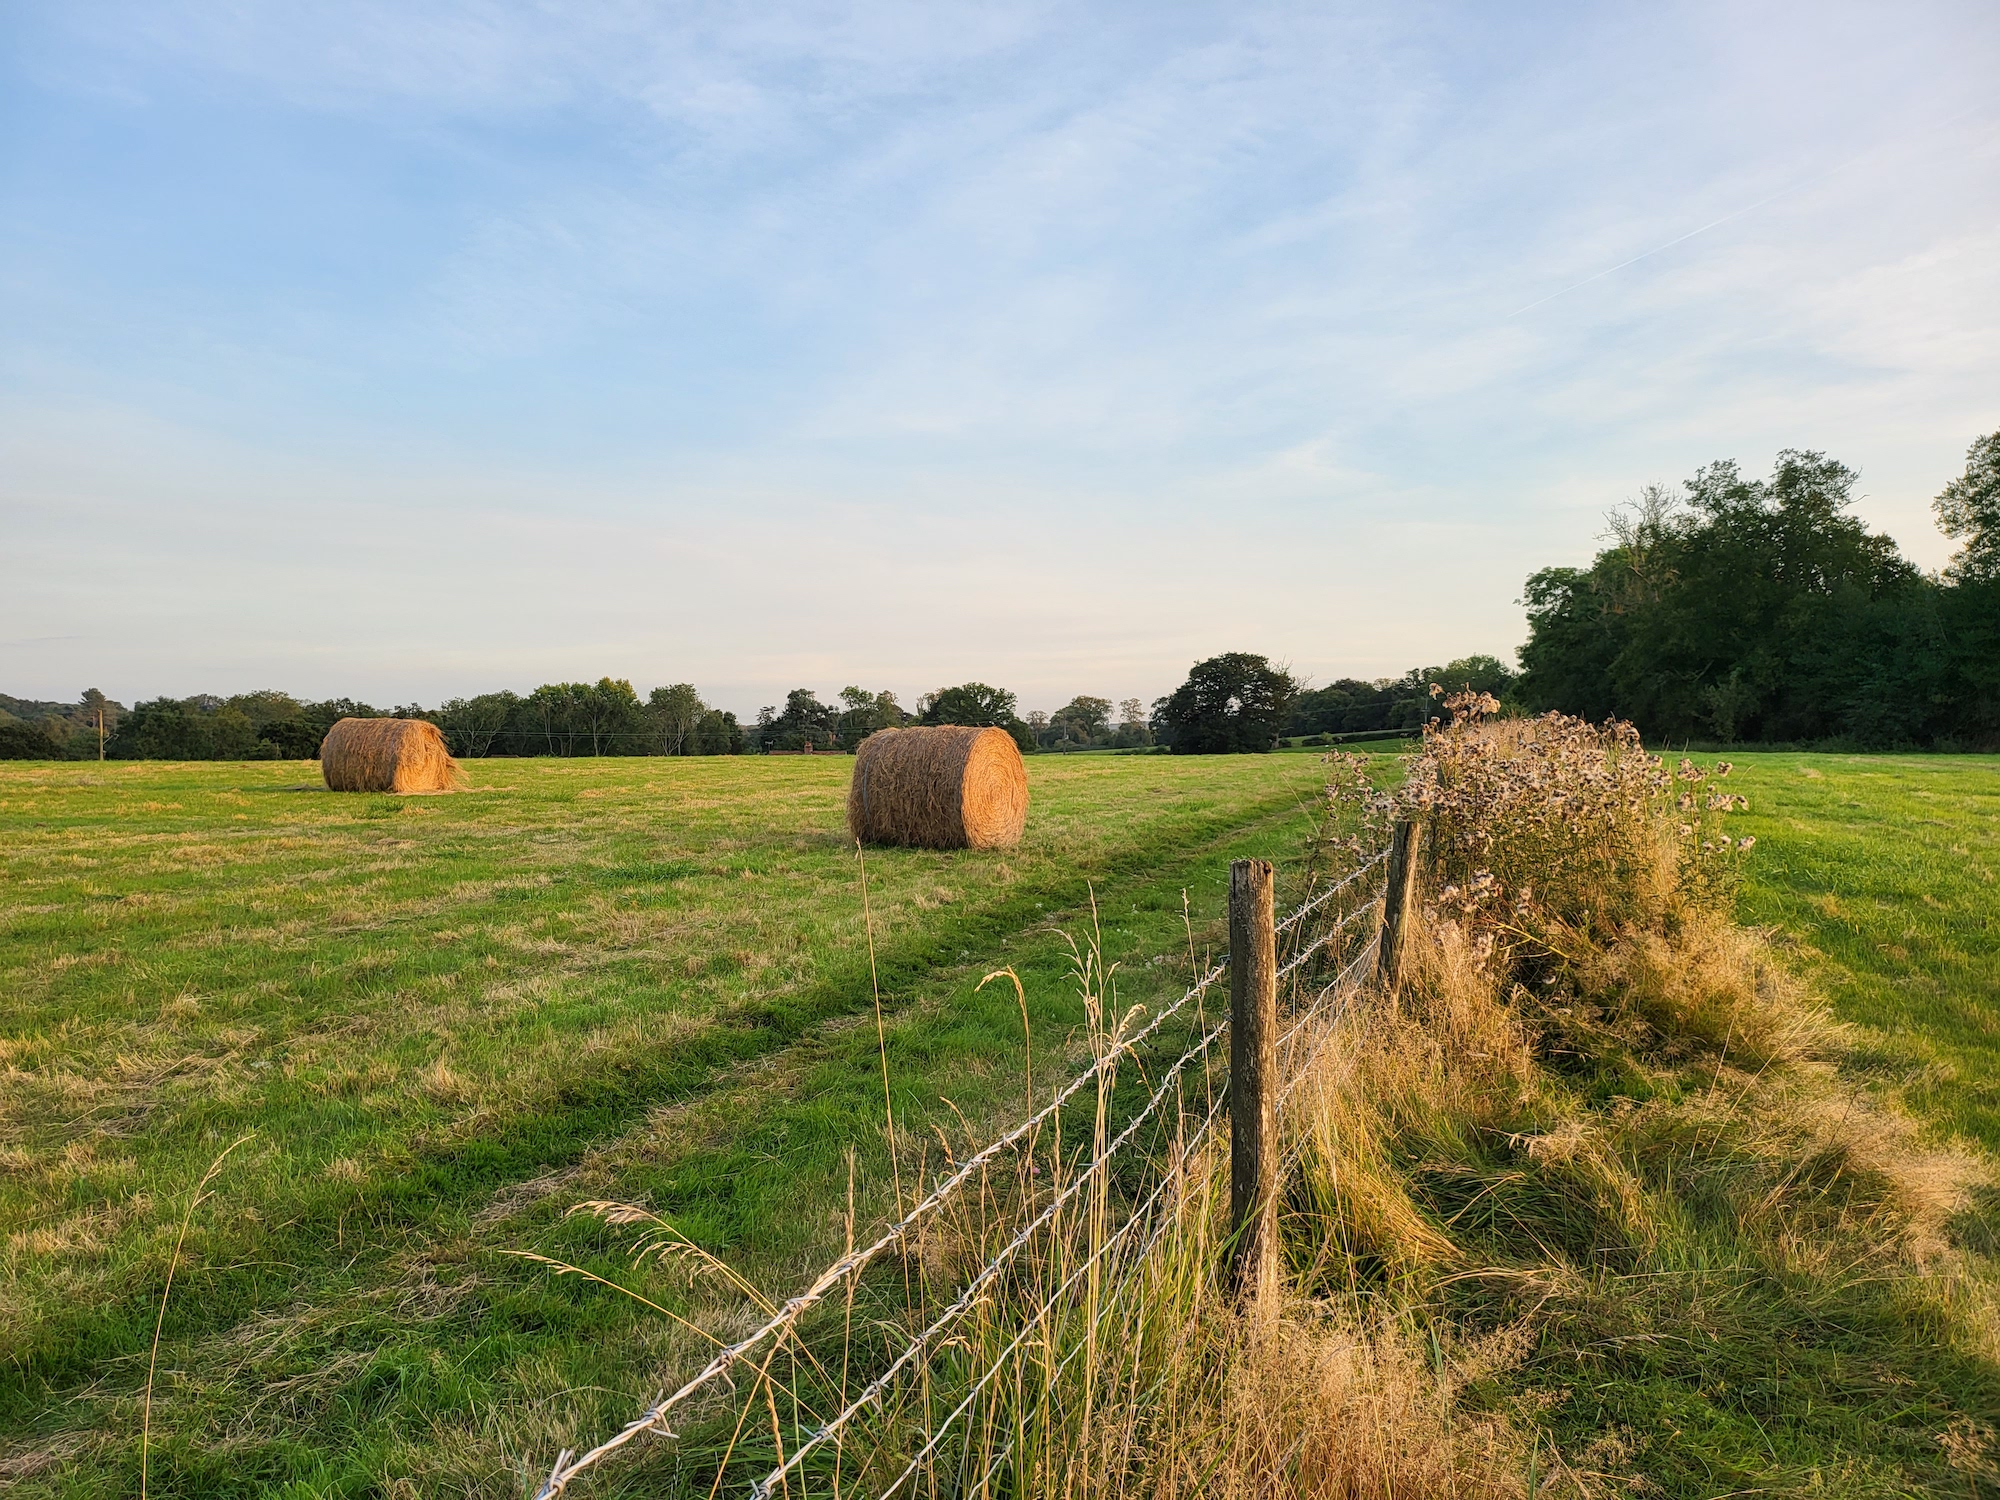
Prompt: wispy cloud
<box><xmin>2</xmin><ymin>0</ymin><xmax>1996</xmax><ymax>707</ymax></box>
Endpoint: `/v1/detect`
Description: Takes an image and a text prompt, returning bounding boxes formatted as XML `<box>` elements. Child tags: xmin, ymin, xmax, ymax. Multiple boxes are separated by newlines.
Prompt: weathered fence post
<box><xmin>1375</xmin><ymin>818</ymin><xmax>1423</xmax><ymax>993</ymax></box>
<box><xmin>1228</xmin><ymin>857</ymin><xmax>1277</xmax><ymax>1299</ymax></box>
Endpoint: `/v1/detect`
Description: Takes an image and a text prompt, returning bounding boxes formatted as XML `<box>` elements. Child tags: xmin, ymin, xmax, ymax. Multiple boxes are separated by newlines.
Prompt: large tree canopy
<box><xmin>1152</xmin><ymin>653</ymin><xmax>1297</xmax><ymax>754</ymax></box>
<box><xmin>1517</xmin><ymin>448</ymin><xmax>2000</xmax><ymax>746</ymax></box>
<box><xmin>919</xmin><ymin>682</ymin><xmax>1035</xmax><ymax>751</ymax></box>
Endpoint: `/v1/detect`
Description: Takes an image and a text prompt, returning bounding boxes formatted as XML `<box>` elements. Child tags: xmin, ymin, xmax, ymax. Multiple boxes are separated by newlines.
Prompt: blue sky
<box><xmin>4</xmin><ymin>1</ymin><xmax>1997</xmax><ymax>717</ymax></box>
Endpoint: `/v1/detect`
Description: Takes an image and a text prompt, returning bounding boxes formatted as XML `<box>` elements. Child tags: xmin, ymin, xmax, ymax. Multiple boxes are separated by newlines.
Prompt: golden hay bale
<box><xmin>847</xmin><ymin>726</ymin><xmax>1028</xmax><ymax>850</ymax></box>
<box><xmin>319</xmin><ymin>717</ymin><xmax>464</xmax><ymax>794</ymax></box>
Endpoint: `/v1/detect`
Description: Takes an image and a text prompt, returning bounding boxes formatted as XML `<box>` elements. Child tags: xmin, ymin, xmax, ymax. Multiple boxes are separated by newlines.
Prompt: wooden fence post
<box><xmin>1228</xmin><ymin>857</ymin><xmax>1277</xmax><ymax>1299</ymax></box>
<box><xmin>1375</xmin><ymin>818</ymin><xmax>1422</xmax><ymax>992</ymax></box>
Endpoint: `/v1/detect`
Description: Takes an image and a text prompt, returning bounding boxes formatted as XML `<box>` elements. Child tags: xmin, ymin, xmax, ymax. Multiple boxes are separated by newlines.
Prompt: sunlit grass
<box><xmin>1724</xmin><ymin>753</ymin><xmax>2000</xmax><ymax>1151</ymax></box>
<box><xmin>0</xmin><ymin>752</ymin><xmax>1330</xmax><ymax>1495</ymax></box>
<box><xmin>3</xmin><ymin>748</ymin><xmax>1995</xmax><ymax>1496</ymax></box>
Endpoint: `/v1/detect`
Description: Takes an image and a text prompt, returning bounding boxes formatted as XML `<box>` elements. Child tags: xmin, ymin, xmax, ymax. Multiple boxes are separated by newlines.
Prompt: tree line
<box><xmin>0</xmin><ymin>679</ymin><xmax>1139</xmax><ymax>761</ymax></box>
<box><xmin>1515</xmin><ymin>433</ymin><xmax>2000</xmax><ymax>747</ymax></box>
<box><xmin>12</xmin><ymin>437</ymin><xmax>1991</xmax><ymax>762</ymax></box>
<box><xmin>0</xmin><ymin>653</ymin><xmax>1516</xmax><ymax>763</ymax></box>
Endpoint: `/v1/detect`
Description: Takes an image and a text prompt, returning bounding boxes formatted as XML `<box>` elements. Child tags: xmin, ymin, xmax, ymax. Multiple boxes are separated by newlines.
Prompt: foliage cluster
<box><xmin>1150</xmin><ymin>651</ymin><xmax>1299</xmax><ymax>753</ymax></box>
<box><xmin>751</xmin><ymin>681</ymin><xmax>1040</xmax><ymax>752</ymax></box>
<box><xmin>1285</xmin><ymin>654</ymin><xmax>1516</xmax><ymax>740</ymax></box>
<box><xmin>435</xmin><ymin>679</ymin><xmax>746</xmax><ymax>757</ymax></box>
<box><xmin>0</xmin><ymin>689</ymin><xmax>125</xmax><ymax>760</ymax></box>
<box><xmin>1398</xmin><ymin>693</ymin><xmax>1751</xmax><ymax>948</ymax></box>
<box><xmin>13</xmin><ymin>656</ymin><xmax>1532</xmax><ymax>766</ymax></box>
<box><xmin>47</xmin><ymin>681</ymin><xmax>748</xmax><ymax>761</ymax></box>
<box><xmin>1150</xmin><ymin>653</ymin><xmax>1520</xmax><ymax>755</ymax></box>
<box><xmin>916</xmin><ymin>681</ymin><xmax>1037</xmax><ymax>750</ymax></box>
<box><xmin>1518</xmin><ymin>439</ymin><xmax>2000</xmax><ymax>746</ymax></box>
<box><xmin>1025</xmin><ymin>695</ymin><xmax>1154</xmax><ymax>751</ymax></box>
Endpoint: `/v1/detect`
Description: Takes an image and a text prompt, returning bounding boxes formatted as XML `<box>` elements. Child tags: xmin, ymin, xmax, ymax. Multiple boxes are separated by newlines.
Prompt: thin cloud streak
<box><xmin>1504</xmin><ymin>107</ymin><xmax>1986</xmax><ymax>320</ymax></box>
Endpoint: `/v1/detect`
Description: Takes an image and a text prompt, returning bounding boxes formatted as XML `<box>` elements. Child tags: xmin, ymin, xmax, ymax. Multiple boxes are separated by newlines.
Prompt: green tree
<box><xmin>75</xmin><ymin>689</ymin><xmax>122</xmax><ymax>758</ymax></box>
<box><xmin>1517</xmin><ymin>450</ymin><xmax>1946</xmax><ymax>744</ymax></box>
<box><xmin>299</xmin><ymin>699</ymin><xmax>385</xmax><ymax>744</ymax></box>
<box><xmin>437</xmin><ymin>692</ymin><xmax>521</xmax><ymax>757</ymax></box>
<box><xmin>760</xmin><ymin>689</ymin><xmax>838</xmax><ymax>751</ymax></box>
<box><xmin>107</xmin><ymin>697</ymin><xmax>262</xmax><ymax>759</ymax></box>
<box><xmin>1152</xmin><ymin>654</ymin><xmax>1296</xmax><ymax>754</ymax></box>
<box><xmin>919</xmin><ymin>683</ymin><xmax>1034</xmax><ymax>751</ymax></box>
<box><xmin>526</xmin><ymin>683</ymin><xmax>584</xmax><ymax>755</ymax></box>
<box><xmin>1113</xmin><ymin>697</ymin><xmax>1152</xmax><ymax>749</ymax></box>
<box><xmin>835</xmin><ymin>686</ymin><xmax>905</xmax><ymax>749</ymax></box>
<box><xmin>578</xmin><ymin>678</ymin><xmax>645</xmax><ymax>755</ymax></box>
<box><xmin>0</xmin><ymin>721</ymin><xmax>63</xmax><ymax>759</ymax></box>
<box><xmin>1048</xmin><ymin>695</ymin><xmax>1112</xmax><ymax>749</ymax></box>
<box><xmin>257</xmin><ymin>718</ymin><xmax>324</xmax><ymax>758</ymax></box>
<box><xmin>695</xmin><ymin>708</ymin><xmax>744</xmax><ymax>754</ymax></box>
<box><xmin>648</xmin><ymin>683</ymin><xmax>707</xmax><ymax>756</ymax></box>
<box><xmin>1936</xmin><ymin>431</ymin><xmax>2000</xmax><ymax>584</ymax></box>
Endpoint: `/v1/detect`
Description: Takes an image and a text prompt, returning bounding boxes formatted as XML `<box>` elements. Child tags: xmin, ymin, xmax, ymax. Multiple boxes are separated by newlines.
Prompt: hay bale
<box><xmin>320</xmin><ymin>717</ymin><xmax>463</xmax><ymax>794</ymax></box>
<box><xmin>847</xmin><ymin>725</ymin><xmax>1028</xmax><ymax>850</ymax></box>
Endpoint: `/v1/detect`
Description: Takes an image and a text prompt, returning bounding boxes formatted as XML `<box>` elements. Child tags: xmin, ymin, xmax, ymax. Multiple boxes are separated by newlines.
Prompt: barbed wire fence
<box><xmin>528</xmin><ymin>831</ymin><xmax>1416</xmax><ymax>1500</ymax></box>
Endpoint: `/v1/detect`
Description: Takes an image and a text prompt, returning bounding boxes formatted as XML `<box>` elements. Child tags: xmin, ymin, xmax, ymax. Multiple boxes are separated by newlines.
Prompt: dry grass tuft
<box><xmin>1580</xmin><ymin>911</ymin><xmax>1833</xmax><ymax>1067</ymax></box>
<box><xmin>1199</xmin><ymin>1309</ymin><xmax>1534</xmax><ymax>1500</ymax></box>
<box><xmin>418</xmin><ymin>1058</ymin><xmax>470</xmax><ymax>1105</ymax></box>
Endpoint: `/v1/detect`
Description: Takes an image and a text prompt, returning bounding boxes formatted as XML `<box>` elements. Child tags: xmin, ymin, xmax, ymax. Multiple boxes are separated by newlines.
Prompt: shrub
<box><xmin>1394</xmin><ymin>691</ymin><xmax>1750</xmax><ymax>953</ymax></box>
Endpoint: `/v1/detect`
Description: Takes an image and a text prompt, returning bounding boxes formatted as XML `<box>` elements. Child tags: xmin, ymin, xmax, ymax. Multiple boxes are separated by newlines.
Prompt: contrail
<box><xmin>1505</xmin><ymin>109</ymin><xmax>1985</xmax><ymax>320</ymax></box>
<box><xmin>1505</xmin><ymin>191</ymin><xmax>1792</xmax><ymax>318</ymax></box>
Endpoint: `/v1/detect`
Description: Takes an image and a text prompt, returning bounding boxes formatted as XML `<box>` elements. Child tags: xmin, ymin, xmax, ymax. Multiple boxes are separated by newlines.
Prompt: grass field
<box><xmin>1723</xmin><ymin>753</ymin><xmax>2000</xmax><ymax>1154</ymax></box>
<box><xmin>0</xmin><ymin>752</ymin><xmax>1334</xmax><ymax>1495</ymax></box>
<box><xmin>1</xmin><ymin>748</ymin><xmax>1995</xmax><ymax>1496</ymax></box>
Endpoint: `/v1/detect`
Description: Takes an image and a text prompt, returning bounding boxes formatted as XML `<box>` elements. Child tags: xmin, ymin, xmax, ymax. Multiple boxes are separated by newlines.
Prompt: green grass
<box><xmin>1723</xmin><ymin>753</ymin><xmax>2000</xmax><ymax>1152</ymax></box>
<box><xmin>0</xmin><ymin>753</ymin><xmax>1332</xmax><ymax>1495</ymax></box>
<box><xmin>1471</xmin><ymin>750</ymin><xmax>2000</xmax><ymax>1497</ymax></box>
<box><xmin>2</xmin><ymin>748</ymin><xmax>1995</xmax><ymax>1497</ymax></box>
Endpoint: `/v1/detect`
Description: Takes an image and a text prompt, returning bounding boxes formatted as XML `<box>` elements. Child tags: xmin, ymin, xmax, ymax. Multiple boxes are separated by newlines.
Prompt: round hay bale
<box><xmin>320</xmin><ymin>717</ymin><xmax>463</xmax><ymax>794</ymax></box>
<box><xmin>847</xmin><ymin>726</ymin><xmax>1028</xmax><ymax>850</ymax></box>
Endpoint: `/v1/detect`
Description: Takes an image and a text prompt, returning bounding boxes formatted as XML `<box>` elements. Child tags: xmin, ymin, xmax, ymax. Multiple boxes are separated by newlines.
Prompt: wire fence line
<box><xmin>530</xmin><ymin>850</ymin><xmax>1394</xmax><ymax>1500</ymax></box>
<box><xmin>823</xmin><ymin>932</ymin><xmax>1386</xmax><ymax>1500</ymax></box>
<box><xmin>748</xmin><ymin>1008</ymin><xmax>1233</xmax><ymax>1498</ymax></box>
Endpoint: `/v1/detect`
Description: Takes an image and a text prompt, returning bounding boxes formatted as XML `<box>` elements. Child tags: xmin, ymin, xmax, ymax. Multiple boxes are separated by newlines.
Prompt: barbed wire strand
<box><xmin>1275</xmin><ymin>850</ymin><xmax>1387</xmax><ymax>936</ymax></box>
<box><xmin>875</xmin><ymin>934</ymin><xmax>1384</xmax><ymax>1499</ymax></box>
<box><xmin>1279</xmin><ymin>936</ymin><xmax>1381</xmax><ymax>1107</ymax></box>
<box><xmin>749</xmin><ymin>1010</ymin><xmax>1232</xmax><ymax>1497</ymax></box>
<box><xmin>529</xmin><ymin>956</ymin><xmax>1232</xmax><ymax>1498</ymax></box>
<box><xmin>533</xmin><ymin>860</ymin><xmax>1389</xmax><ymax>1500</ymax></box>
<box><xmin>1274</xmin><ymin>898</ymin><xmax>1379</xmax><ymax>986</ymax></box>
<box><xmin>767</xmin><ymin>894</ymin><xmax>1387</xmax><ymax>1498</ymax></box>
<box><xmin>885</xmin><ymin>1079</ymin><xmax>1239</xmax><ymax>1498</ymax></box>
